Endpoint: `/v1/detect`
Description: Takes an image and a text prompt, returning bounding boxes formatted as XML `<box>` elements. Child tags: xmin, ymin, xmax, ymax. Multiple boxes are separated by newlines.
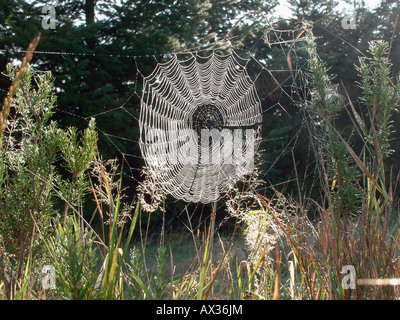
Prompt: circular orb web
<box><xmin>138</xmin><ymin>50</ymin><xmax>262</xmax><ymax>204</ymax></box>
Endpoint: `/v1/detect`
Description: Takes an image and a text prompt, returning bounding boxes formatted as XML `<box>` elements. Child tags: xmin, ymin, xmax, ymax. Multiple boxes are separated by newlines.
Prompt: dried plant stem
<box><xmin>0</xmin><ymin>33</ymin><xmax>41</xmax><ymax>150</ymax></box>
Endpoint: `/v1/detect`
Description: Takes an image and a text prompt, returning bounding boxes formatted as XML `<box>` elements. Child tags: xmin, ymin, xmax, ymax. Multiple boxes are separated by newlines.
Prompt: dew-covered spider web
<box><xmin>138</xmin><ymin>50</ymin><xmax>263</xmax><ymax>204</ymax></box>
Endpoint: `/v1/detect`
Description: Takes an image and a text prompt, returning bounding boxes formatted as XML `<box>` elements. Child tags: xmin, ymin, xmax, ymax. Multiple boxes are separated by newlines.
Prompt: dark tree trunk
<box><xmin>85</xmin><ymin>0</ymin><xmax>96</xmax><ymax>26</ymax></box>
<box><xmin>81</xmin><ymin>0</ymin><xmax>97</xmax><ymax>118</ymax></box>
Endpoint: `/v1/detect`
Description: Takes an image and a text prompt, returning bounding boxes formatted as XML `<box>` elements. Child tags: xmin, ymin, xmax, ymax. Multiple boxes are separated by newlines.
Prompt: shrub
<box><xmin>0</xmin><ymin>64</ymin><xmax>97</xmax><ymax>299</ymax></box>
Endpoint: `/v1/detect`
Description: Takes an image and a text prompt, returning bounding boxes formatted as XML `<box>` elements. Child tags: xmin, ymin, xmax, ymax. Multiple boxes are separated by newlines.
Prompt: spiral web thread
<box><xmin>138</xmin><ymin>50</ymin><xmax>263</xmax><ymax>204</ymax></box>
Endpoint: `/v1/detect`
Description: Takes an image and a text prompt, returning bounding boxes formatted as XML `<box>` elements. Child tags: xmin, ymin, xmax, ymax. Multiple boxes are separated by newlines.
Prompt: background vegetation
<box><xmin>1</xmin><ymin>0</ymin><xmax>400</xmax><ymax>300</ymax></box>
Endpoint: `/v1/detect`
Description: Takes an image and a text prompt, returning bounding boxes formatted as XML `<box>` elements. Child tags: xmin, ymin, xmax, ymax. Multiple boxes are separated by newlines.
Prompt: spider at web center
<box><xmin>192</xmin><ymin>104</ymin><xmax>224</xmax><ymax>134</ymax></box>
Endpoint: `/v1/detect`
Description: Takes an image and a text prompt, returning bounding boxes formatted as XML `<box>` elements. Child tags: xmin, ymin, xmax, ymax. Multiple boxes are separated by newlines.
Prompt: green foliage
<box><xmin>0</xmin><ymin>66</ymin><xmax>60</xmax><ymax>299</ymax></box>
<box><xmin>356</xmin><ymin>40</ymin><xmax>400</xmax><ymax>160</ymax></box>
<box><xmin>93</xmin><ymin>164</ymin><xmax>139</xmax><ymax>300</ymax></box>
<box><xmin>57</xmin><ymin>116</ymin><xmax>97</xmax><ymax>220</ymax></box>
<box><xmin>304</xmin><ymin>26</ymin><xmax>361</xmax><ymax>216</ymax></box>
<box><xmin>304</xmin><ymin>26</ymin><xmax>400</xmax><ymax>216</ymax></box>
<box><xmin>0</xmin><ymin>65</ymin><xmax>97</xmax><ymax>299</ymax></box>
<box><xmin>153</xmin><ymin>246</ymin><xmax>169</xmax><ymax>299</ymax></box>
<box><xmin>49</xmin><ymin>215</ymin><xmax>99</xmax><ymax>299</ymax></box>
<box><xmin>127</xmin><ymin>244</ymin><xmax>173</xmax><ymax>300</ymax></box>
<box><xmin>126</xmin><ymin>246</ymin><xmax>147</xmax><ymax>299</ymax></box>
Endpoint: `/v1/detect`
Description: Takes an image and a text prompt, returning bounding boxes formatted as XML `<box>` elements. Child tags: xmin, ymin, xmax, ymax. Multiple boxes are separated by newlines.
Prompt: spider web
<box><xmin>15</xmin><ymin>20</ymin><xmax>318</xmax><ymax>228</ymax></box>
<box><xmin>138</xmin><ymin>50</ymin><xmax>263</xmax><ymax>204</ymax></box>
